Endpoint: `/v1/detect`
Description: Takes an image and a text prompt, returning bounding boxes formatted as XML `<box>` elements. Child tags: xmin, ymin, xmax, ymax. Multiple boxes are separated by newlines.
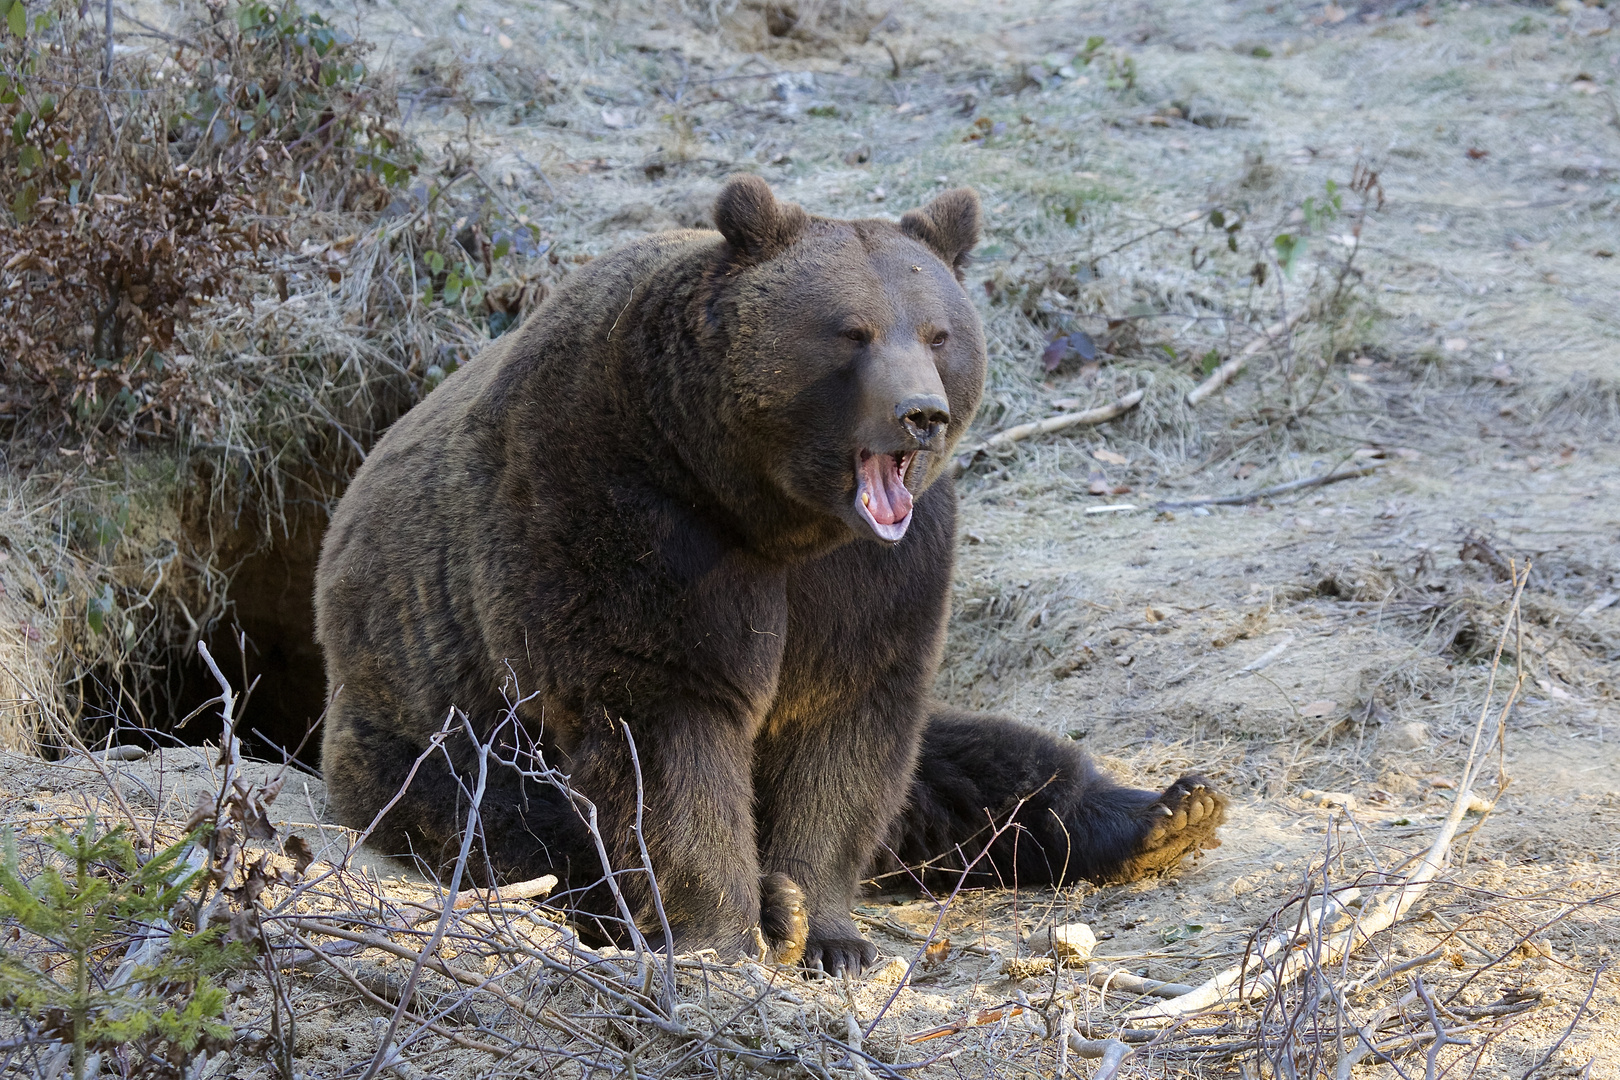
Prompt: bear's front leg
<box><xmin>753</xmin><ymin>697</ymin><xmax>919</xmax><ymax>975</ymax></box>
<box><xmin>569</xmin><ymin>710</ymin><xmax>767</xmax><ymax>957</ymax></box>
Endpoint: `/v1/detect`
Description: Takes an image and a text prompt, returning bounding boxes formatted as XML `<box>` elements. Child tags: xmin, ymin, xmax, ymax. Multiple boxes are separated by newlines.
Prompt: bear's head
<box><xmin>708</xmin><ymin>175</ymin><xmax>987</xmax><ymax>548</ymax></box>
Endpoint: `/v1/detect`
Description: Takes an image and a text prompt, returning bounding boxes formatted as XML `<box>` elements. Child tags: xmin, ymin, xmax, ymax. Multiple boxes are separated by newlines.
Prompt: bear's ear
<box><xmin>714</xmin><ymin>174</ymin><xmax>809</xmax><ymax>263</ymax></box>
<box><xmin>899</xmin><ymin>188</ymin><xmax>982</xmax><ymax>280</ymax></box>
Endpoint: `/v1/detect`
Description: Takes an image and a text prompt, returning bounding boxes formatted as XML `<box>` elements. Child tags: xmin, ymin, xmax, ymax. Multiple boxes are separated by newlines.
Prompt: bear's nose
<box><xmin>897</xmin><ymin>394</ymin><xmax>950</xmax><ymax>446</ymax></box>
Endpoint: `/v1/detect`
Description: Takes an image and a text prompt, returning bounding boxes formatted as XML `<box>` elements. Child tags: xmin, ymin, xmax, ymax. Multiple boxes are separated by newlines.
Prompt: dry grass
<box><xmin>1</xmin><ymin>0</ymin><xmax>1618</xmax><ymax>1073</ymax></box>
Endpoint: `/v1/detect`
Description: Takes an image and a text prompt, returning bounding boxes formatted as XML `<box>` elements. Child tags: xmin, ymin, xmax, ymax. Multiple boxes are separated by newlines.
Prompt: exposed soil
<box><xmin>8</xmin><ymin>0</ymin><xmax>1619</xmax><ymax>1075</ymax></box>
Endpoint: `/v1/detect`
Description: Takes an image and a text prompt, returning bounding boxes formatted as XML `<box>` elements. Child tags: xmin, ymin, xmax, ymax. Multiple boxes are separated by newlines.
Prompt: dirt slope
<box><xmin>17</xmin><ymin>0</ymin><xmax>1619</xmax><ymax>1074</ymax></box>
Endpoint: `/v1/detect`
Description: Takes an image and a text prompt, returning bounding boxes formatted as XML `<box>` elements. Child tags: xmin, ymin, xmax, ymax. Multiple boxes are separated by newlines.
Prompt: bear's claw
<box><xmin>1116</xmin><ymin>775</ymin><xmax>1228</xmax><ymax>881</ymax></box>
<box><xmin>759</xmin><ymin>872</ymin><xmax>810</xmax><ymax>966</ymax></box>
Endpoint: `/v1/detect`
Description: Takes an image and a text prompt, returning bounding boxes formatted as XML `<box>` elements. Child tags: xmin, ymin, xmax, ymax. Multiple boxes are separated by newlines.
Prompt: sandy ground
<box><xmin>10</xmin><ymin>0</ymin><xmax>1620</xmax><ymax>1075</ymax></box>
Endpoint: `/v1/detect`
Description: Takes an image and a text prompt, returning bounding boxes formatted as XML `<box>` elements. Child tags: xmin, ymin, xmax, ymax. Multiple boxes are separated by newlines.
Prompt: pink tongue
<box><xmin>859</xmin><ymin>454</ymin><xmax>912</xmax><ymax>525</ymax></box>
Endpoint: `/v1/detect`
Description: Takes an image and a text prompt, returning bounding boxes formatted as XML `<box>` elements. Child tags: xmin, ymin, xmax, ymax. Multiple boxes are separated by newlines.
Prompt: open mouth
<box><xmin>855</xmin><ymin>450</ymin><xmax>918</xmax><ymax>542</ymax></box>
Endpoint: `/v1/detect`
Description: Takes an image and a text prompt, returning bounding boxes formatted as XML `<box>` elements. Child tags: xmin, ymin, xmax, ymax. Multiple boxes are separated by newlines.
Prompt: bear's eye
<box><xmin>929</xmin><ymin>330</ymin><xmax>949</xmax><ymax>349</ymax></box>
<box><xmin>843</xmin><ymin>328</ymin><xmax>873</xmax><ymax>345</ymax></box>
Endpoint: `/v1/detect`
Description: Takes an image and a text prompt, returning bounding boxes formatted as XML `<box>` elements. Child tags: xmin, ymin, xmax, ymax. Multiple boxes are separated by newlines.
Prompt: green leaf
<box><xmin>1273</xmin><ymin>233</ymin><xmax>1304</xmax><ymax>275</ymax></box>
<box><xmin>425</xmin><ymin>250</ymin><xmax>444</xmax><ymax>275</ymax></box>
<box><xmin>492</xmin><ymin>237</ymin><xmax>511</xmax><ymax>261</ymax></box>
<box><xmin>10</xmin><ymin>182</ymin><xmax>37</xmax><ymax>222</ymax></box>
<box><xmin>6</xmin><ymin>0</ymin><xmax>26</xmax><ymax>39</ymax></box>
<box><xmin>86</xmin><ymin>584</ymin><xmax>114</xmax><ymax>636</ymax></box>
<box><xmin>1208</xmin><ymin>209</ymin><xmax>1225</xmax><ymax>229</ymax></box>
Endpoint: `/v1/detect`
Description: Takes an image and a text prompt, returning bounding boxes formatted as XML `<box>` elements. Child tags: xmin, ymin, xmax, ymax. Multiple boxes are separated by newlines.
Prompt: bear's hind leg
<box><xmin>879</xmin><ymin>709</ymin><xmax>1226</xmax><ymax>888</ymax></box>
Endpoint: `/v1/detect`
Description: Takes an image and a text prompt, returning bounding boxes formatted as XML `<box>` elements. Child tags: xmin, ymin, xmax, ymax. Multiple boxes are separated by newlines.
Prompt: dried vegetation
<box><xmin>1</xmin><ymin>0</ymin><xmax>1617</xmax><ymax>1074</ymax></box>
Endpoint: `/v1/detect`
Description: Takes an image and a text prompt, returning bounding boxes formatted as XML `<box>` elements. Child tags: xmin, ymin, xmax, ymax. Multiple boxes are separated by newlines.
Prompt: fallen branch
<box><xmin>1154</xmin><ymin>463</ymin><xmax>1385</xmax><ymax>511</ymax></box>
<box><xmin>1087</xmin><ymin>965</ymin><xmax>1197</xmax><ymax>999</ymax></box>
<box><xmin>1185</xmin><ymin>309</ymin><xmax>1310</xmax><ymax>406</ymax></box>
<box><xmin>1125</xmin><ymin>563</ymin><xmax>1530</xmax><ymax>1027</ymax></box>
<box><xmin>1067</xmin><ymin>1035</ymin><xmax>1134</xmax><ymax>1080</ymax></box>
<box><xmin>951</xmin><ymin>389</ymin><xmax>1145</xmax><ymax>477</ymax></box>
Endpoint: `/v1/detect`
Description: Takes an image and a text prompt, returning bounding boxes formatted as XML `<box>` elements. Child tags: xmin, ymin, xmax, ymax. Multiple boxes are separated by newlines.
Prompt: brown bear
<box><xmin>315</xmin><ymin>176</ymin><xmax>1225</xmax><ymax>974</ymax></box>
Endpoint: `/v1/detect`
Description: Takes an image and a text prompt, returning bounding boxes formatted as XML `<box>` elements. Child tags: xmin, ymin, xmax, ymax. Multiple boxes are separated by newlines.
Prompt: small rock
<box><xmin>1302</xmin><ymin>788</ymin><xmax>1357</xmax><ymax>811</ymax></box>
<box><xmin>1002</xmin><ymin>956</ymin><xmax>1055</xmax><ymax>980</ymax></box>
<box><xmin>1046</xmin><ymin>922</ymin><xmax>1098</xmax><ymax>963</ymax></box>
<box><xmin>1391</xmin><ymin>721</ymin><xmax>1430</xmax><ymax>749</ymax></box>
<box><xmin>868</xmin><ymin>956</ymin><xmax>910</xmax><ymax>986</ymax></box>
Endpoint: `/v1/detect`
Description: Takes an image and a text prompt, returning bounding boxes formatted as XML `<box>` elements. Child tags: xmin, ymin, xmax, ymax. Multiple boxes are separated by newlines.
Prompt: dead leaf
<box><xmin>1535</xmin><ymin>678</ymin><xmax>1574</xmax><ymax>702</ymax></box>
<box><xmin>1443</xmin><ymin>337</ymin><xmax>1469</xmax><ymax>353</ymax></box>
<box><xmin>601</xmin><ymin>108</ymin><xmax>631</xmax><ymax>129</ymax></box>
<box><xmin>1092</xmin><ymin>447</ymin><xmax>1128</xmax><ymax>466</ymax></box>
<box><xmin>283</xmin><ymin>835</ymin><xmax>314</xmax><ymax>876</ymax></box>
<box><xmin>1087</xmin><ymin>469</ymin><xmax>1110</xmax><ymax>496</ymax></box>
<box><xmin>1300</xmin><ymin>700</ymin><xmax>1338</xmax><ymax>718</ymax></box>
<box><xmin>1466</xmin><ymin>147</ymin><xmax>1489</xmax><ymax>160</ymax></box>
<box><xmin>183</xmin><ymin>793</ymin><xmax>216</xmax><ymax>833</ymax></box>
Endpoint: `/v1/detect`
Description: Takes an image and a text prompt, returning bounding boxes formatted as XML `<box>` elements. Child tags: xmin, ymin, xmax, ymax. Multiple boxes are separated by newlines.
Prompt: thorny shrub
<box><xmin>0</xmin><ymin>0</ymin><xmax>414</xmax><ymax>441</ymax></box>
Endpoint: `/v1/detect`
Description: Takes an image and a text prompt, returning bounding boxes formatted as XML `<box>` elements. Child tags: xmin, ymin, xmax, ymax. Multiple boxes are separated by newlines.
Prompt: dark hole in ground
<box><xmin>70</xmin><ymin>512</ymin><xmax>333</xmax><ymax>770</ymax></box>
<box><xmin>178</xmin><ymin>512</ymin><xmax>330</xmax><ymax>768</ymax></box>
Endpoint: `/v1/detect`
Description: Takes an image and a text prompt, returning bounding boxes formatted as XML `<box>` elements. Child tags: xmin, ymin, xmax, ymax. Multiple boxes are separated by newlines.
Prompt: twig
<box><xmin>1086</xmin><ymin>966</ymin><xmax>1197</xmax><ymax>1000</ymax></box>
<box><xmin>848</xmin><ymin>912</ymin><xmax>993</xmax><ymax>957</ymax></box>
<box><xmin>1186</xmin><ymin>309</ymin><xmax>1309</xmax><ymax>406</ymax></box>
<box><xmin>447</xmin><ymin>875</ymin><xmax>559</xmax><ymax>911</ymax></box>
<box><xmin>1413</xmin><ymin>977</ymin><xmax>1470</xmax><ymax>1079</ymax></box>
<box><xmin>951</xmin><ymin>389</ymin><xmax>1145</xmax><ymax>476</ymax></box>
<box><xmin>1154</xmin><ymin>464</ymin><xmax>1385</xmax><ymax>511</ymax></box>
<box><xmin>1518</xmin><ymin>965</ymin><xmax>1603</xmax><ymax>1080</ymax></box>
<box><xmin>357</xmin><ymin>713</ymin><xmax>489</xmax><ymax>1080</ymax></box>
<box><xmin>294</xmin><ymin>934</ymin><xmax>510</xmax><ymax>1057</ymax></box>
<box><xmin>1066</xmin><ymin>1035</ymin><xmax>1133</xmax><ymax>1080</ymax></box>
<box><xmin>1126</xmin><ymin>563</ymin><xmax>1531</xmax><ymax>1025</ymax></box>
<box><xmin>1346</xmin><ymin>949</ymin><xmax>1445</xmax><ymax>995</ymax></box>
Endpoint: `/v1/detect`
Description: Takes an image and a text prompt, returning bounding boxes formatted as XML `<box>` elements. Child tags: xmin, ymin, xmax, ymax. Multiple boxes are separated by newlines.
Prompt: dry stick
<box><xmin>1086</xmin><ymin>966</ymin><xmax>1197</xmax><ymax>999</ymax></box>
<box><xmin>868</xmin><ymin>795</ymin><xmax>1038</xmax><ymax>1039</ymax></box>
<box><xmin>1153</xmin><ymin>463</ymin><xmax>1386</xmax><ymax>511</ymax></box>
<box><xmin>446</xmin><ymin>875</ymin><xmax>559</xmax><ymax>912</ymax></box>
<box><xmin>1066</xmin><ymin>1035</ymin><xmax>1133</xmax><ymax>1080</ymax></box>
<box><xmin>950</xmin><ymin>389</ymin><xmax>1145</xmax><ymax>477</ymax></box>
<box><xmin>1185</xmin><ymin>308</ymin><xmax>1310</xmax><ymax>407</ymax></box>
<box><xmin>1126</xmin><ymin>563</ymin><xmax>1531</xmax><ymax>1026</ymax></box>
<box><xmin>293</xmin><ymin>934</ymin><xmax>512</xmax><ymax>1058</ymax></box>
<box><xmin>357</xmin><ymin>714</ymin><xmax>490</xmax><ymax>1080</ymax></box>
<box><xmin>1518</xmin><ymin>964</ymin><xmax>1604</xmax><ymax>1080</ymax></box>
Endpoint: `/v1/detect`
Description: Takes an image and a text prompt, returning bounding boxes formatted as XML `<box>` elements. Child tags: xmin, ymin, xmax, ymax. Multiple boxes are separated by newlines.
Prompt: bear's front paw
<box><xmin>803</xmin><ymin>918</ymin><xmax>877</xmax><ymax>977</ymax></box>
<box><xmin>1119</xmin><ymin>775</ymin><xmax>1227</xmax><ymax>880</ymax></box>
<box><xmin>759</xmin><ymin>872</ymin><xmax>810</xmax><ymax>965</ymax></box>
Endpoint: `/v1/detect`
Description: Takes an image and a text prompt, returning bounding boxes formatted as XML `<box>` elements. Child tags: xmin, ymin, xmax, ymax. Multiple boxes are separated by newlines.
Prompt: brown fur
<box><xmin>315</xmin><ymin>177</ymin><xmax>1226</xmax><ymax>974</ymax></box>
